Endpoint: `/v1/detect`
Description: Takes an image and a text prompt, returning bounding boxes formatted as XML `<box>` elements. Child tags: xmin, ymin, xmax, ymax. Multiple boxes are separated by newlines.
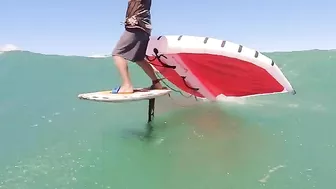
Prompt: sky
<box><xmin>0</xmin><ymin>0</ymin><xmax>335</xmax><ymax>56</ymax></box>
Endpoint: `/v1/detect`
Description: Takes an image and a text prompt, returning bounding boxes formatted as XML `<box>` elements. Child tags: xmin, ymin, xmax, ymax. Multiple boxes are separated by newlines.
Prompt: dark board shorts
<box><xmin>112</xmin><ymin>28</ymin><xmax>150</xmax><ymax>62</ymax></box>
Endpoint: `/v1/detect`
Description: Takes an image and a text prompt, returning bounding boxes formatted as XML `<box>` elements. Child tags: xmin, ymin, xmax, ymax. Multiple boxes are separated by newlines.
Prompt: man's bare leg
<box><xmin>113</xmin><ymin>55</ymin><xmax>133</xmax><ymax>93</ymax></box>
<box><xmin>136</xmin><ymin>59</ymin><xmax>165</xmax><ymax>89</ymax></box>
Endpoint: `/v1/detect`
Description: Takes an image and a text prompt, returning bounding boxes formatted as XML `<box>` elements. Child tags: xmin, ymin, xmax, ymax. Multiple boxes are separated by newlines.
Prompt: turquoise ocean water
<box><xmin>0</xmin><ymin>50</ymin><xmax>335</xmax><ymax>189</ymax></box>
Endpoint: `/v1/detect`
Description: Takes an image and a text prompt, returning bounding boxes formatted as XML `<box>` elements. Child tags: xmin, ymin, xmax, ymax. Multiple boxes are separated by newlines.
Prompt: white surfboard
<box><xmin>77</xmin><ymin>88</ymin><xmax>171</xmax><ymax>103</ymax></box>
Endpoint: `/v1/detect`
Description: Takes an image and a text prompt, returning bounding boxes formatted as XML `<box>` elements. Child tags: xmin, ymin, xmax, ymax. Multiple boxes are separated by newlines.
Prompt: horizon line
<box><xmin>2</xmin><ymin>48</ymin><xmax>335</xmax><ymax>58</ymax></box>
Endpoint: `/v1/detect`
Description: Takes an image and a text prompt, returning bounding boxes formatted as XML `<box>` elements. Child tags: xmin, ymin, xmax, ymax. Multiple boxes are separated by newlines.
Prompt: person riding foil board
<box><xmin>111</xmin><ymin>0</ymin><xmax>166</xmax><ymax>94</ymax></box>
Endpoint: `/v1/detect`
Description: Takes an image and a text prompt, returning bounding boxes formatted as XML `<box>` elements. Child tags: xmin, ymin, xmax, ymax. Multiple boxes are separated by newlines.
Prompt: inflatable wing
<box><xmin>146</xmin><ymin>35</ymin><xmax>296</xmax><ymax>101</ymax></box>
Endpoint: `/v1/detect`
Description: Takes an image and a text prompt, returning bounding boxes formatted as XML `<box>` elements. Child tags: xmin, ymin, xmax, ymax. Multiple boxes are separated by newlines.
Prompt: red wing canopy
<box><xmin>146</xmin><ymin>35</ymin><xmax>296</xmax><ymax>101</ymax></box>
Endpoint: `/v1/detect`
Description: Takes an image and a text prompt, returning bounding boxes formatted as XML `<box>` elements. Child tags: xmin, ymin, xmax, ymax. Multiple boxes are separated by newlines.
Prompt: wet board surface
<box><xmin>77</xmin><ymin>88</ymin><xmax>171</xmax><ymax>102</ymax></box>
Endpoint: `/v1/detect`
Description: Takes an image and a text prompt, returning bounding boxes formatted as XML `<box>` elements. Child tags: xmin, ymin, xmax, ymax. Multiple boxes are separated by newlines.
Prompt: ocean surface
<box><xmin>0</xmin><ymin>50</ymin><xmax>335</xmax><ymax>189</ymax></box>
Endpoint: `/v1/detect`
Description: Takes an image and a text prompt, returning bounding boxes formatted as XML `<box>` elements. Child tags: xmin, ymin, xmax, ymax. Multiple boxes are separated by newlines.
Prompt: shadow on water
<box><xmin>119</xmin><ymin>100</ymin><xmax>286</xmax><ymax>188</ymax></box>
<box><xmin>120</xmin><ymin>95</ymin><xmax>284</xmax><ymax>174</ymax></box>
<box><xmin>124</xmin><ymin>96</ymin><xmax>279</xmax><ymax>157</ymax></box>
<box><xmin>122</xmin><ymin>94</ymin><xmax>278</xmax><ymax>146</ymax></box>
<box><xmin>121</xmin><ymin>122</ymin><xmax>156</xmax><ymax>142</ymax></box>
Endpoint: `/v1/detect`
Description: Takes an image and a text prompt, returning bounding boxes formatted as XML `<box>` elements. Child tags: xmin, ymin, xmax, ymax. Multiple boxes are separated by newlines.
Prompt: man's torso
<box><xmin>125</xmin><ymin>0</ymin><xmax>152</xmax><ymax>34</ymax></box>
